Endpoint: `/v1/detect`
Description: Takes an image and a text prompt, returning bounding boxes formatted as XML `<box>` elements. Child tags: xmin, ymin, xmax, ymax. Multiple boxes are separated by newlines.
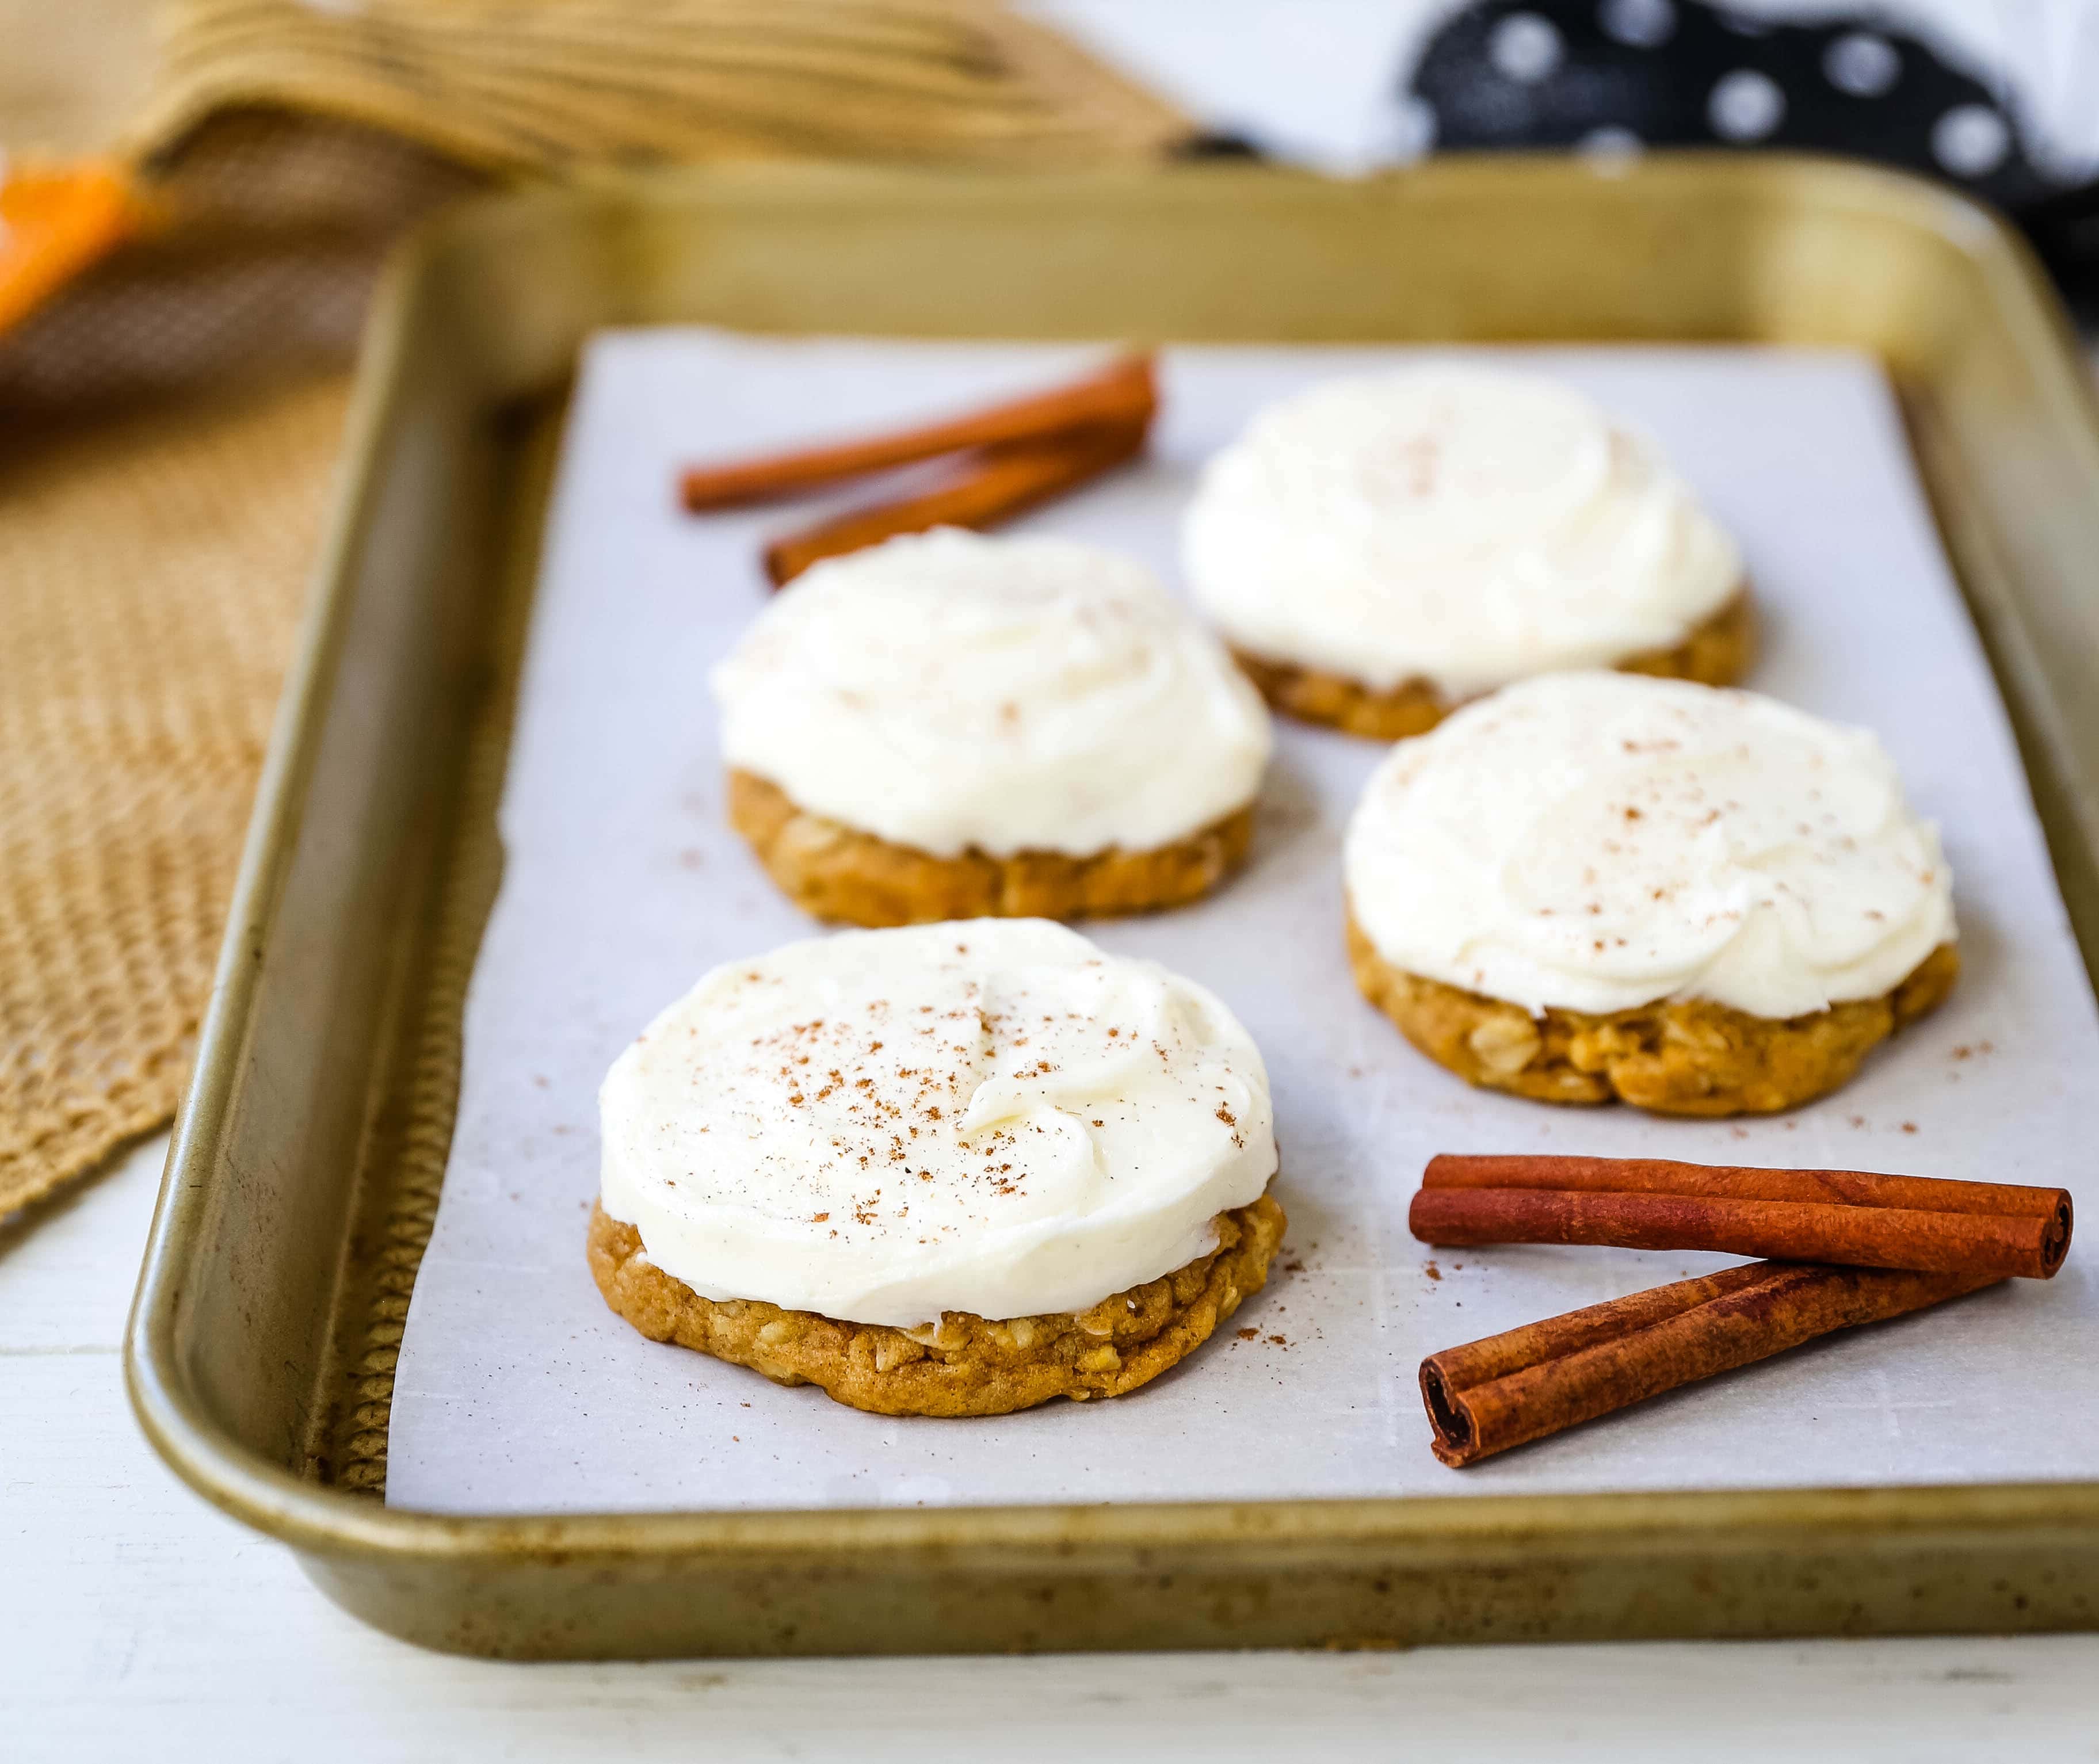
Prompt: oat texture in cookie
<box><xmin>594</xmin><ymin>919</ymin><xmax>1283</xmax><ymax>1412</ymax></box>
<box><xmin>1348</xmin><ymin>914</ymin><xmax>1958</xmax><ymax>1114</ymax></box>
<box><xmin>1234</xmin><ymin>590</ymin><xmax>1753</xmax><ymax>741</ymax></box>
<box><xmin>727</xmin><ymin>770</ymin><xmax>1253</xmax><ymax>927</ymax></box>
<box><xmin>589</xmin><ymin>1193</ymin><xmax>1285</xmax><ymax>1416</ymax></box>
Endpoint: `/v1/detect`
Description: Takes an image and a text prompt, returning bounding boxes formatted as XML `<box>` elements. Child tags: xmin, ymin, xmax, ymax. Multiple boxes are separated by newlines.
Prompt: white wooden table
<box><xmin>4</xmin><ymin>1132</ymin><xmax>2095</xmax><ymax>1761</ymax></box>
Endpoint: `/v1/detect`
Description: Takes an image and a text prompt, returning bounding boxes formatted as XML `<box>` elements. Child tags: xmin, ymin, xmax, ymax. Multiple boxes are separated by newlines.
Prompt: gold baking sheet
<box><xmin>128</xmin><ymin>158</ymin><xmax>2099</xmax><ymax>1656</ymax></box>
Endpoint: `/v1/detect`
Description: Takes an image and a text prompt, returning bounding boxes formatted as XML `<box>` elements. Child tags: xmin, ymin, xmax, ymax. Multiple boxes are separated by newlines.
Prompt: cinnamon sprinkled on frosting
<box><xmin>1344</xmin><ymin>673</ymin><xmax>1955</xmax><ymax>1018</ymax></box>
<box><xmin>599</xmin><ymin>919</ymin><xmax>1277</xmax><ymax>1325</ymax></box>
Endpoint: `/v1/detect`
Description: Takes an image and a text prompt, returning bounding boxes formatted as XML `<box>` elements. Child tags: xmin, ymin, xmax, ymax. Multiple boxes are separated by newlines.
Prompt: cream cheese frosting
<box><xmin>1344</xmin><ymin>673</ymin><xmax>1956</xmax><ymax>1019</ymax></box>
<box><xmin>599</xmin><ymin>918</ymin><xmax>1278</xmax><ymax>1327</ymax></box>
<box><xmin>1181</xmin><ymin>365</ymin><xmax>1743</xmax><ymax>697</ymax></box>
<box><xmin>712</xmin><ymin>528</ymin><xmax>1272</xmax><ymax>859</ymax></box>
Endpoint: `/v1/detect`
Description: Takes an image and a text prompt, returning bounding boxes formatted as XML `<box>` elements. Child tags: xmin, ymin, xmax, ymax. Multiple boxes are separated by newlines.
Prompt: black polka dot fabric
<box><xmin>1402</xmin><ymin>0</ymin><xmax>2099</xmax><ymax>314</ymax></box>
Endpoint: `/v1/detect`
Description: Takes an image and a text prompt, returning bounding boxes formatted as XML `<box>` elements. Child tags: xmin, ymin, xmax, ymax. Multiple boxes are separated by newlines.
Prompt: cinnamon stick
<box><xmin>1412</xmin><ymin>1155</ymin><xmax>2073</xmax><ymax>1280</ymax></box>
<box><xmin>762</xmin><ymin>418</ymin><xmax>1148</xmax><ymax>587</ymax></box>
<box><xmin>1420</xmin><ymin>1260</ymin><xmax>2002</xmax><ymax>1466</ymax></box>
<box><xmin>680</xmin><ymin>354</ymin><xmax>1157</xmax><ymax>510</ymax></box>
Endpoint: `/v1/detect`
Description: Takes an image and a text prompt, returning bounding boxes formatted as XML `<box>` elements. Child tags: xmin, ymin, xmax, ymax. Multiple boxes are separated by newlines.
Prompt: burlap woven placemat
<box><xmin>1</xmin><ymin>379</ymin><xmax>353</xmax><ymax>1212</ymax></box>
<box><xmin>130</xmin><ymin>0</ymin><xmax>1182</xmax><ymax>175</ymax></box>
<box><xmin>0</xmin><ymin>1</ymin><xmax>1184</xmax><ymax>1221</ymax></box>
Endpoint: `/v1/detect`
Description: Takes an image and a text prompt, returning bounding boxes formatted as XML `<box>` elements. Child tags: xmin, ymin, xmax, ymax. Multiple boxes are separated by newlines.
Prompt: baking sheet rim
<box><xmin>123</xmin><ymin>155</ymin><xmax>2099</xmax><ymax>1628</ymax></box>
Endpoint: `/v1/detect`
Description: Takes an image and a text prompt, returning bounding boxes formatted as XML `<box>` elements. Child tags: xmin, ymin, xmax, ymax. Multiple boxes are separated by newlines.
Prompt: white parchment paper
<box><xmin>387</xmin><ymin>334</ymin><xmax>2099</xmax><ymax>1514</ymax></box>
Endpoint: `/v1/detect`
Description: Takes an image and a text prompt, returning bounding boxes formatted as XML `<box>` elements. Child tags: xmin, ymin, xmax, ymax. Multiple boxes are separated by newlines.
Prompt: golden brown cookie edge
<box><xmin>726</xmin><ymin>768</ymin><xmax>1255</xmax><ymax>927</ymax></box>
<box><xmin>588</xmin><ymin>1189</ymin><xmax>1288</xmax><ymax>1417</ymax></box>
<box><xmin>1235</xmin><ymin>587</ymin><xmax>1755</xmax><ymax>741</ymax></box>
<box><xmin>1344</xmin><ymin>907</ymin><xmax>1957</xmax><ymax>1116</ymax></box>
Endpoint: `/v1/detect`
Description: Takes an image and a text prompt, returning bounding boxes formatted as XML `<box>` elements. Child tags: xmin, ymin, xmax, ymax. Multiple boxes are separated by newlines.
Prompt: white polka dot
<box><xmin>1598</xmin><ymin>0</ymin><xmax>1674</xmax><ymax>48</ymax></box>
<box><xmin>1383</xmin><ymin>96</ymin><xmax>1438</xmax><ymax>162</ymax></box>
<box><xmin>1708</xmin><ymin>69</ymin><xmax>1785</xmax><ymax>142</ymax></box>
<box><xmin>1578</xmin><ymin>125</ymin><xmax>1644</xmax><ymax>156</ymax></box>
<box><xmin>1933</xmin><ymin>104</ymin><xmax>2011</xmax><ymax>177</ymax></box>
<box><xmin>1490</xmin><ymin>13</ymin><xmax>1564</xmax><ymax>84</ymax></box>
<box><xmin>1577</xmin><ymin>127</ymin><xmax>1644</xmax><ymax>173</ymax></box>
<box><xmin>1823</xmin><ymin>32</ymin><xmax>1900</xmax><ymax>98</ymax></box>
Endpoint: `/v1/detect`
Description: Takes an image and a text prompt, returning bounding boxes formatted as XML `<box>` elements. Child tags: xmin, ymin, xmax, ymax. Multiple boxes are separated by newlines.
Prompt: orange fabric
<box><xmin>0</xmin><ymin>159</ymin><xmax>140</xmax><ymax>334</ymax></box>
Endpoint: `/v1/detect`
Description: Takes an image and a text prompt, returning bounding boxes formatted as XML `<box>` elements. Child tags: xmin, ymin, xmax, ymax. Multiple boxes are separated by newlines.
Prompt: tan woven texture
<box><xmin>0</xmin><ymin>379</ymin><xmax>352</xmax><ymax>1215</ymax></box>
<box><xmin>0</xmin><ymin>1</ymin><xmax>1182</xmax><ymax>1221</ymax></box>
<box><xmin>131</xmin><ymin>0</ymin><xmax>1186</xmax><ymax>174</ymax></box>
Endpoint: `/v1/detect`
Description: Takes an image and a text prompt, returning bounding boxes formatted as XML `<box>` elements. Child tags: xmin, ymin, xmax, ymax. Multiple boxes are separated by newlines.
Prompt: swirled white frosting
<box><xmin>1182</xmin><ymin>366</ymin><xmax>1743</xmax><ymax>697</ymax></box>
<box><xmin>1344</xmin><ymin>673</ymin><xmax>1956</xmax><ymax>1019</ymax></box>
<box><xmin>712</xmin><ymin>529</ymin><xmax>1271</xmax><ymax>858</ymax></box>
<box><xmin>599</xmin><ymin>919</ymin><xmax>1278</xmax><ymax>1327</ymax></box>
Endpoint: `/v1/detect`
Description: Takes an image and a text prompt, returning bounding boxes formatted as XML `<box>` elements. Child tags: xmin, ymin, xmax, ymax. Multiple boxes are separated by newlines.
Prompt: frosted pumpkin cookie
<box><xmin>1182</xmin><ymin>365</ymin><xmax>1751</xmax><ymax>738</ymax></box>
<box><xmin>713</xmin><ymin>528</ymin><xmax>1271</xmax><ymax>926</ymax></box>
<box><xmin>592</xmin><ymin>918</ymin><xmax>1285</xmax><ymax>1416</ymax></box>
<box><xmin>1342</xmin><ymin>673</ymin><xmax>1958</xmax><ymax>1116</ymax></box>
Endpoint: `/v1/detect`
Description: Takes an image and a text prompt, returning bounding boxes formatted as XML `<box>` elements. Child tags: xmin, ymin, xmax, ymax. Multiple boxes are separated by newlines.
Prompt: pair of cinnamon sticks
<box><xmin>678</xmin><ymin>354</ymin><xmax>1158</xmax><ymax>586</ymax></box>
<box><xmin>1413</xmin><ymin>1155</ymin><xmax>2073</xmax><ymax>1466</ymax></box>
